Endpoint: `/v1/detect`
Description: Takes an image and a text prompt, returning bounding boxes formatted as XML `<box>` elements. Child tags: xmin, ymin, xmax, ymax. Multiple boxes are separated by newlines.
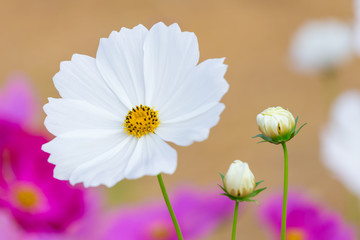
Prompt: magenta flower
<box><xmin>102</xmin><ymin>186</ymin><xmax>233</xmax><ymax>240</ymax></box>
<box><xmin>258</xmin><ymin>191</ymin><xmax>357</xmax><ymax>240</ymax></box>
<box><xmin>0</xmin><ymin>207</ymin><xmax>77</xmax><ymax>240</ymax></box>
<box><xmin>0</xmin><ymin>211</ymin><xmax>24</xmax><ymax>240</ymax></box>
<box><xmin>0</xmin><ymin>192</ymin><xmax>103</xmax><ymax>240</ymax></box>
<box><xmin>0</xmin><ymin>74</ymin><xmax>37</xmax><ymax>127</ymax></box>
<box><xmin>0</xmin><ymin>121</ymin><xmax>86</xmax><ymax>233</ymax></box>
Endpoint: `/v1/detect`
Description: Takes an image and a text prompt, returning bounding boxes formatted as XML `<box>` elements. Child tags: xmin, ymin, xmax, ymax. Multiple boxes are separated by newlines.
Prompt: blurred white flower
<box><xmin>354</xmin><ymin>0</ymin><xmax>360</xmax><ymax>55</ymax></box>
<box><xmin>354</xmin><ymin>22</ymin><xmax>360</xmax><ymax>56</ymax></box>
<box><xmin>42</xmin><ymin>22</ymin><xmax>229</xmax><ymax>187</ymax></box>
<box><xmin>320</xmin><ymin>90</ymin><xmax>360</xmax><ymax>197</ymax></box>
<box><xmin>290</xmin><ymin>19</ymin><xmax>353</xmax><ymax>73</ymax></box>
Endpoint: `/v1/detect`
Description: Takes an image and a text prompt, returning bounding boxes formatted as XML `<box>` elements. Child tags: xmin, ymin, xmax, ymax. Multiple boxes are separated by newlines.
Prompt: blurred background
<box><xmin>0</xmin><ymin>0</ymin><xmax>359</xmax><ymax>239</ymax></box>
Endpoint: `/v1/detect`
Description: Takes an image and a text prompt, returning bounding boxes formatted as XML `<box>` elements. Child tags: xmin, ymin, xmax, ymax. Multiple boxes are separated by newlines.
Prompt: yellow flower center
<box><xmin>287</xmin><ymin>229</ymin><xmax>306</xmax><ymax>240</ymax></box>
<box><xmin>14</xmin><ymin>186</ymin><xmax>40</xmax><ymax>210</ymax></box>
<box><xmin>123</xmin><ymin>105</ymin><xmax>160</xmax><ymax>138</ymax></box>
<box><xmin>149</xmin><ymin>223</ymin><xmax>171</xmax><ymax>240</ymax></box>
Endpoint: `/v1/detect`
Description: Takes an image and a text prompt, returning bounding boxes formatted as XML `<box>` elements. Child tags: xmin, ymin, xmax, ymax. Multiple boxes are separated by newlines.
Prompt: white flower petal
<box><xmin>355</xmin><ymin>0</ymin><xmax>360</xmax><ymax>56</ymax></box>
<box><xmin>44</xmin><ymin>98</ymin><xmax>122</xmax><ymax>136</ymax></box>
<box><xmin>321</xmin><ymin>129</ymin><xmax>360</xmax><ymax>197</ymax></box>
<box><xmin>45</xmin><ymin>132</ymin><xmax>176</xmax><ymax>187</ymax></box>
<box><xmin>68</xmin><ymin>136</ymin><xmax>137</xmax><ymax>187</ymax></box>
<box><xmin>124</xmin><ymin>134</ymin><xmax>177</xmax><ymax>179</ymax></box>
<box><xmin>156</xmin><ymin>103</ymin><xmax>225</xmax><ymax>146</ymax></box>
<box><xmin>143</xmin><ymin>22</ymin><xmax>200</xmax><ymax>109</ymax></box>
<box><xmin>320</xmin><ymin>90</ymin><xmax>360</xmax><ymax>198</ymax></box>
<box><xmin>42</xmin><ymin>129</ymin><xmax>127</xmax><ymax>184</ymax></box>
<box><xmin>96</xmin><ymin>24</ymin><xmax>148</xmax><ymax>107</ymax></box>
<box><xmin>54</xmin><ymin>54</ymin><xmax>127</xmax><ymax>115</ymax></box>
<box><xmin>159</xmin><ymin>58</ymin><xmax>228</xmax><ymax>121</ymax></box>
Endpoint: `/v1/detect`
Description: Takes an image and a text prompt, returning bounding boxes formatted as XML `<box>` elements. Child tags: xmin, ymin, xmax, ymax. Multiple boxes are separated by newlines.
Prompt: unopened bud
<box><xmin>224</xmin><ymin>160</ymin><xmax>256</xmax><ymax>197</ymax></box>
<box><xmin>256</xmin><ymin>106</ymin><xmax>295</xmax><ymax>141</ymax></box>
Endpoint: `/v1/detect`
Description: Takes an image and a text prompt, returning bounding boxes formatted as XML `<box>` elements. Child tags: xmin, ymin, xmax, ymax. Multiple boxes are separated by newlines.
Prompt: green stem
<box><xmin>347</xmin><ymin>191</ymin><xmax>360</xmax><ymax>228</ymax></box>
<box><xmin>157</xmin><ymin>174</ymin><xmax>183</xmax><ymax>240</ymax></box>
<box><xmin>320</xmin><ymin>67</ymin><xmax>338</xmax><ymax>117</ymax></box>
<box><xmin>281</xmin><ymin>142</ymin><xmax>289</xmax><ymax>240</ymax></box>
<box><xmin>231</xmin><ymin>201</ymin><xmax>239</xmax><ymax>240</ymax></box>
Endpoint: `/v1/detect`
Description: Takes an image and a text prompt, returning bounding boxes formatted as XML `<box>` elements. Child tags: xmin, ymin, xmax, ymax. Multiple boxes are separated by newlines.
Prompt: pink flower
<box><xmin>0</xmin><ymin>121</ymin><xmax>86</xmax><ymax>233</ymax></box>
<box><xmin>258</xmin><ymin>191</ymin><xmax>357</xmax><ymax>240</ymax></box>
<box><xmin>0</xmin><ymin>191</ymin><xmax>102</xmax><ymax>240</ymax></box>
<box><xmin>0</xmin><ymin>211</ymin><xmax>23</xmax><ymax>239</ymax></box>
<box><xmin>0</xmin><ymin>74</ymin><xmax>37</xmax><ymax>127</ymax></box>
<box><xmin>102</xmin><ymin>186</ymin><xmax>233</xmax><ymax>240</ymax></box>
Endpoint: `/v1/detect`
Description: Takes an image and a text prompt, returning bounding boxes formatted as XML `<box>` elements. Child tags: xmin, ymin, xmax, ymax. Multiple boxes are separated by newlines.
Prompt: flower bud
<box><xmin>256</xmin><ymin>106</ymin><xmax>295</xmax><ymax>140</ymax></box>
<box><xmin>224</xmin><ymin>160</ymin><xmax>256</xmax><ymax>197</ymax></box>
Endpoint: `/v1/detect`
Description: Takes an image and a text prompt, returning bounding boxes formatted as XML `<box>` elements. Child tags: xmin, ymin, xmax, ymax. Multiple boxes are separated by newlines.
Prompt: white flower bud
<box><xmin>224</xmin><ymin>160</ymin><xmax>256</xmax><ymax>197</ymax></box>
<box><xmin>256</xmin><ymin>107</ymin><xmax>295</xmax><ymax>139</ymax></box>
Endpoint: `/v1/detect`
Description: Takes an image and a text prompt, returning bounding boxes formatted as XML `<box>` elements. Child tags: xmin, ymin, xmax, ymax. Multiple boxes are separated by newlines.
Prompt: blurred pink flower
<box><xmin>102</xmin><ymin>186</ymin><xmax>233</xmax><ymax>240</ymax></box>
<box><xmin>0</xmin><ymin>120</ymin><xmax>86</xmax><ymax>233</ymax></box>
<box><xmin>0</xmin><ymin>74</ymin><xmax>37</xmax><ymax>127</ymax></box>
<box><xmin>0</xmin><ymin>210</ymin><xmax>23</xmax><ymax>239</ymax></box>
<box><xmin>258</xmin><ymin>191</ymin><xmax>357</xmax><ymax>240</ymax></box>
<box><xmin>0</xmin><ymin>191</ymin><xmax>102</xmax><ymax>240</ymax></box>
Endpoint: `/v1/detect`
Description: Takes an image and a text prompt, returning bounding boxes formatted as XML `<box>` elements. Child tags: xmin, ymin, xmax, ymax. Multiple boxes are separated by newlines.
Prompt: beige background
<box><xmin>1</xmin><ymin>0</ymin><xmax>359</xmax><ymax>239</ymax></box>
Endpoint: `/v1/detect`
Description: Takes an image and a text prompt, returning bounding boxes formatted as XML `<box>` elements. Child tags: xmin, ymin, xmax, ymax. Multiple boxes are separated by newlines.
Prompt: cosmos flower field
<box><xmin>0</xmin><ymin>0</ymin><xmax>359</xmax><ymax>239</ymax></box>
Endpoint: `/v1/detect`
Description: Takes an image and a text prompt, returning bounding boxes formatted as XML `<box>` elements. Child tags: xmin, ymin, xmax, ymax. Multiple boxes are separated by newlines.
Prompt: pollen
<box><xmin>13</xmin><ymin>185</ymin><xmax>42</xmax><ymax>211</ymax></box>
<box><xmin>16</xmin><ymin>189</ymin><xmax>38</xmax><ymax>208</ymax></box>
<box><xmin>123</xmin><ymin>105</ymin><xmax>160</xmax><ymax>138</ymax></box>
<box><xmin>287</xmin><ymin>229</ymin><xmax>306</xmax><ymax>240</ymax></box>
<box><xmin>149</xmin><ymin>222</ymin><xmax>172</xmax><ymax>240</ymax></box>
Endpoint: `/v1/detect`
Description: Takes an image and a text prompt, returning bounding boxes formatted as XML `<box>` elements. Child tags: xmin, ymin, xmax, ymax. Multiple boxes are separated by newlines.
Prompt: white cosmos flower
<box><xmin>354</xmin><ymin>0</ymin><xmax>360</xmax><ymax>55</ymax></box>
<box><xmin>320</xmin><ymin>90</ymin><xmax>360</xmax><ymax>198</ymax></box>
<box><xmin>290</xmin><ymin>19</ymin><xmax>353</xmax><ymax>73</ymax></box>
<box><xmin>42</xmin><ymin>22</ymin><xmax>229</xmax><ymax>187</ymax></box>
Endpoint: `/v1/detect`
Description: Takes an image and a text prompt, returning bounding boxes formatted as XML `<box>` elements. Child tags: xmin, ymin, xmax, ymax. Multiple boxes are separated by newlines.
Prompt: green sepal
<box><xmin>218</xmin><ymin>184</ymin><xmax>226</xmax><ymax>193</ymax></box>
<box><xmin>219</xmin><ymin>172</ymin><xmax>225</xmax><ymax>181</ymax></box>
<box><xmin>218</xmin><ymin>176</ymin><xmax>266</xmax><ymax>203</ymax></box>
<box><xmin>291</xmin><ymin>116</ymin><xmax>299</xmax><ymax>135</ymax></box>
<box><xmin>247</xmin><ymin>187</ymin><xmax>267</xmax><ymax>198</ymax></box>
<box><xmin>252</xmin><ymin>116</ymin><xmax>307</xmax><ymax>144</ymax></box>
<box><xmin>295</xmin><ymin>122</ymin><xmax>307</xmax><ymax>135</ymax></box>
<box><xmin>255</xmin><ymin>180</ymin><xmax>264</xmax><ymax>187</ymax></box>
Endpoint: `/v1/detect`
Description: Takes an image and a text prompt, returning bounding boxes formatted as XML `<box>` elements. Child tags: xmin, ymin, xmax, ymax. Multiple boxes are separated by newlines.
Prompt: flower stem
<box><xmin>231</xmin><ymin>201</ymin><xmax>239</xmax><ymax>240</ymax></box>
<box><xmin>281</xmin><ymin>142</ymin><xmax>289</xmax><ymax>240</ymax></box>
<box><xmin>320</xmin><ymin>67</ymin><xmax>338</xmax><ymax>116</ymax></box>
<box><xmin>157</xmin><ymin>174</ymin><xmax>183</xmax><ymax>240</ymax></box>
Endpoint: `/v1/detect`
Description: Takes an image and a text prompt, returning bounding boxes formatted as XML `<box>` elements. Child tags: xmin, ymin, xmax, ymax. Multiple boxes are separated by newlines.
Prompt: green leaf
<box><xmin>292</xmin><ymin>116</ymin><xmax>299</xmax><ymax>135</ymax></box>
<box><xmin>252</xmin><ymin>187</ymin><xmax>267</xmax><ymax>196</ymax></box>
<box><xmin>295</xmin><ymin>122</ymin><xmax>307</xmax><ymax>135</ymax></box>
<box><xmin>219</xmin><ymin>172</ymin><xmax>224</xmax><ymax>180</ymax></box>
<box><xmin>255</xmin><ymin>180</ymin><xmax>264</xmax><ymax>187</ymax></box>
<box><xmin>260</xmin><ymin>135</ymin><xmax>273</xmax><ymax>142</ymax></box>
<box><xmin>247</xmin><ymin>187</ymin><xmax>266</xmax><ymax>198</ymax></box>
<box><xmin>252</xmin><ymin>134</ymin><xmax>264</xmax><ymax>138</ymax></box>
<box><xmin>244</xmin><ymin>198</ymin><xmax>258</xmax><ymax>203</ymax></box>
<box><xmin>217</xmin><ymin>184</ymin><xmax>227</xmax><ymax>193</ymax></box>
<box><xmin>219</xmin><ymin>180</ymin><xmax>266</xmax><ymax>203</ymax></box>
